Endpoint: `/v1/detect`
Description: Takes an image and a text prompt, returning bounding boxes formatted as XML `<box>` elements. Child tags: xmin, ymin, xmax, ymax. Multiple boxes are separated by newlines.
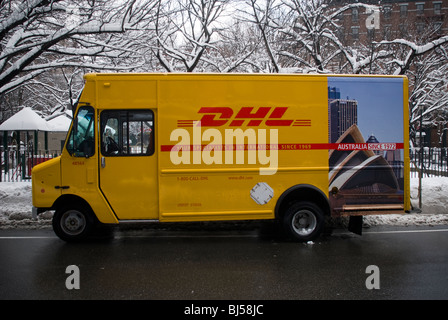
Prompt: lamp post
<box><xmin>419</xmin><ymin>105</ymin><xmax>423</xmax><ymax>210</ymax></box>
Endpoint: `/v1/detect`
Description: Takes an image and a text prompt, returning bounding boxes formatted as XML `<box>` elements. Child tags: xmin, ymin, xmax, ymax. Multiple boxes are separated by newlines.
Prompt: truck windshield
<box><xmin>66</xmin><ymin>105</ymin><xmax>95</xmax><ymax>157</ymax></box>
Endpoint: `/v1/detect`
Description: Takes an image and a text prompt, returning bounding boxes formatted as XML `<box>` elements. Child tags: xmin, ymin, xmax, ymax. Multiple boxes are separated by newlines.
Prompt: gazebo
<box><xmin>0</xmin><ymin>107</ymin><xmax>50</xmax><ymax>131</ymax></box>
<box><xmin>0</xmin><ymin>107</ymin><xmax>51</xmax><ymax>152</ymax></box>
<box><xmin>0</xmin><ymin>107</ymin><xmax>52</xmax><ymax>180</ymax></box>
<box><xmin>47</xmin><ymin>113</ymin><xmax>71</xmax><ymax>132</ymax></box>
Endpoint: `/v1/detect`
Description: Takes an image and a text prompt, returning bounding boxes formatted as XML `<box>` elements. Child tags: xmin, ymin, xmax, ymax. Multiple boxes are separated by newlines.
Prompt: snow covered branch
<box><xmin>150</xmin><ymin>0</ymin><xmax>230</xmax><ymax>72</ymax></box>
<box><xmin>0</xmin><ymin>0</ymin><xmax>157</xmax><ymax>95</ymax></box>
<box><xmin>376</xmin><ymin>36</ymin><xmax>448</xmax><ymax>75</ymax></box>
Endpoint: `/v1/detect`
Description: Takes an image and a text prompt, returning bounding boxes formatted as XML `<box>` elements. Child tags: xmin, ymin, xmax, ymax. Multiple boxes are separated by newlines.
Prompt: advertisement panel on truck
<box><xmin>327</xmin><ymin>77</ymin><xmax>406</xmax><ymax>215</ymax></box>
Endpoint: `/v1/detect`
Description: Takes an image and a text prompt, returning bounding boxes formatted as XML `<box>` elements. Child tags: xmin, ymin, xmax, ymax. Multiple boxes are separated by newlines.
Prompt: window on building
<box><xmin>434</xmin><ymin>2</ymin><xmax>442</xmax><ymax>15</ymax></box>
<box><xmin>399</xmin><ymin>24</ymin><xmax>408</xmax><ymax>37</ymax></box>
<box><xmin>400</xmin><ymin>4</ymin><xmax>408</xmax><ymax>17</ymax></box>
<box><xmin>367</xmin><ymin>28</ymin><xmax>376</xmax><ymax>41</ymax></box>
<box><xmin>337</xmin><ymin>26</ymin><xmax>345</xmax><ymax>42</ymax></box>
<box><xmin>416</xmin><ymin>3</ymin><xmax>425</xmax><ymax>15</ymax></box>
<box><xmin>384</xmin><ymin>6</ymin><xmax>392</xmax><ymax>19</ymax></box>
<box><xmin>352</xmin><ymin>8</ymin><xmax>359</xmax><ymax>23</ymax></box>
<box><xmin>433</xmin><ymin>21</ymin><xmax>442</xmax><ymax>34</ymax></box>
<box><xmin>351</xmin><ymin>26</ymin><xmax>359</xmax><ymax>41</ymax></box>
<box><xmin>383</xmin><ymin>25</ymin><xmax>392</xmax><ymax>40</ymax></box>
<box><xmin>416</xmin><ymin>22</ymin><xmax>426</xmax><ymax>34</ymax></box>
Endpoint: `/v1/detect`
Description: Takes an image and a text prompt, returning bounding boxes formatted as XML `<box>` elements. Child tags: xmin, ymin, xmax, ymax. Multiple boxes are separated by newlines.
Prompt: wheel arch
<box><xmin>53</xmin><ymin>194</ymin><xmax>95</xmax><ymax>219</ymax></box>
<box><xmin>275</xmin><ymin>184</ymin><xmax>330</xmax><ymax>219</ymax></box>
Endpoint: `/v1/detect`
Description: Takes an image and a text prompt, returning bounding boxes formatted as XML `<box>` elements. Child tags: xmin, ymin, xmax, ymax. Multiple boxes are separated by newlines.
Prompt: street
<box><xmin>1</xmin><ymin>222</ymin><xmax>448</xmax><ymax>301</ymax></box>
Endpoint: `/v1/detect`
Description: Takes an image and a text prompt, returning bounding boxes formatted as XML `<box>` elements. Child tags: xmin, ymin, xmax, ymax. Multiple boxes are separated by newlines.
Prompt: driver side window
<box><xmin>66</xmin><ymin>105</ymin><xmax>95</xmax><ymax>157</ymax></box>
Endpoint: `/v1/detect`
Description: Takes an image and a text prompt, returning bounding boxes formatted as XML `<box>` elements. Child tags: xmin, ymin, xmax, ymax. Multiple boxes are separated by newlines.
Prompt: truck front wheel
<box><xmin>53</xmin><ymin>206</ymin><xmax>94</xmax><ymax>242</ymax></box>
<box><xmin>282</xmin><ymin>201</ymin><xmax>325</xmax><ymax>242</ymax></box>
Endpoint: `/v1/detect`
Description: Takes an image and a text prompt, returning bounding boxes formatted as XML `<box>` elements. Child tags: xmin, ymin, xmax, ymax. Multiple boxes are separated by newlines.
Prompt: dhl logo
<box><xmin>177</xmin><ymin>107</ymin><xmax>311</xmax><ymax>127</ymax></box>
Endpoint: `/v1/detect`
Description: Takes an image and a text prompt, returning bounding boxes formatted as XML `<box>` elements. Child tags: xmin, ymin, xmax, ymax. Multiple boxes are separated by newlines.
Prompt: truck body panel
<box><xmin>31</xmin><ymin>73</ymin><xmax>410</xmax><ymax>240</ymax></box>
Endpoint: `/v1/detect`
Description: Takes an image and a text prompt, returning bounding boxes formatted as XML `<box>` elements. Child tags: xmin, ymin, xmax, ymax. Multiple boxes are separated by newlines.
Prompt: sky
<box><xmin>328</xmin><ymin>76</ymin><xmax>405</xmax><ymax>144</ymax></box>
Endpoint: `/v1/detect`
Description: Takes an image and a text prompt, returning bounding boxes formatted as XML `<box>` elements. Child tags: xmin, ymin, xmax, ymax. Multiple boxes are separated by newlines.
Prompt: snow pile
<box><xmin>0</xmin><ymin>182</ymin><xmax>32</xmax><ymax>218</ymax></box>
<box><xmin>364</xmin><ymin>213</ymin><xmax>448</xmax><ymax>227</ymax></box>
<box><xmin>0</xmin><ymin>178</ymin><xmax>448</xmax><ymax>229</ymax></box>
<box><xmin>0</xmin><ymin>182</ymin><xmax>51</xmax><ymax>229</ymax></box>
<box><xmin>410</xmin><ymin>177</ymin><xmax>448</xmax><ymax>214</ymax></box>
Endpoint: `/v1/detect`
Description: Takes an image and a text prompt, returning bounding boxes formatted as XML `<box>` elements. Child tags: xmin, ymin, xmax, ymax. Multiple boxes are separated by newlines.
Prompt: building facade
<box><xmin>331</xmin><ymin>0</ymin><xmax>448</xmax><ymax>45</ymax></box>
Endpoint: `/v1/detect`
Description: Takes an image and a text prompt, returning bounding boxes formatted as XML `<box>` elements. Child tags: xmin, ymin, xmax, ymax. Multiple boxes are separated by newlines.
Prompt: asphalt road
<box><xmin>1</xmin><ymin>222</ymin><xmax>448</xmax><ymax>302</ymax></box>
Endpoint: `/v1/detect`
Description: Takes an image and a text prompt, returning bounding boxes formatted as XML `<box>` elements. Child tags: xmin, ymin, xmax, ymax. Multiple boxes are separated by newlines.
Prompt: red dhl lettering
<box><xmin>177</xmin><ymin>107</ymin><xmax>308</xmax><ymax>127</ymax></box>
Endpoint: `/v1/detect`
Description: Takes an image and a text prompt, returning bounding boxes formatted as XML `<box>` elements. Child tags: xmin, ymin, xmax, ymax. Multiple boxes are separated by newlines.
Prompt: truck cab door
<box><xmin>98</xmin><ymin>109</ymin><xmax>158</xmax><ymax>220</ymax></box>
<box><xmin>61</xmin><ymin>105</ymin><xmax>98</xmax><ymax>198</ymax></box>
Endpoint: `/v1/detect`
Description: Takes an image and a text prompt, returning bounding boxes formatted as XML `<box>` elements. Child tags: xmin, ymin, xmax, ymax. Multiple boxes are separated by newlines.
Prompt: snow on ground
<box><xmin>0</xmin><ymin>178</ymin><xmax>448</xmax><ymax>229</ymax></box>
<box><xmin>0</xmin><ymin>181</ymin><xmax>52</xmax><ymax>229</ymax></box>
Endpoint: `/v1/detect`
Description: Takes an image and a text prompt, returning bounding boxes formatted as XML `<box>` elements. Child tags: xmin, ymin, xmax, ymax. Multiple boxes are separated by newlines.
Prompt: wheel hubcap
<box><xmin>61</xmin><ymin>210</ymin><xmax>86</xmax><ymax>236</ymax></box>
<box><xmin>292</xmin><ymin>209</ymin><xmax>317</xmax><ymax>236</ymax></box>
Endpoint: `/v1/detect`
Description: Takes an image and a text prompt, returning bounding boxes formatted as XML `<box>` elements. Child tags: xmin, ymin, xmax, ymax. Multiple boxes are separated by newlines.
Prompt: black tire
<box><xmin>52</xmin><ymin>205</ymin><xmax>95</xmax><ymax>242</ymax></box>
<box><xmin>282</xmin><ymin>201</ymin><xmax>325</xmax><ymax>242</ymax></box>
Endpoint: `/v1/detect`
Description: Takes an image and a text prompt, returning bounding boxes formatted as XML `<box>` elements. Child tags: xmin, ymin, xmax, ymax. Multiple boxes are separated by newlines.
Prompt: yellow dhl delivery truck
<box><xmin>32</xmin><ymin>73</ymin><xmax>410</xmax><ymax>242</ymax></box>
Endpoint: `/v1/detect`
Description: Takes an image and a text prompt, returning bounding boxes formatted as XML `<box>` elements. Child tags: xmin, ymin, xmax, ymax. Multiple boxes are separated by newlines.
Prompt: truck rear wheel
<box><xmin>282</xmin><ymin>201</ymin><xmax>325</xmax><ymax>242</ymax></box>
<box><xmin>53</xmin><ymin>205</ymin><xmax>94</xmax><ymax>242</ymax></box>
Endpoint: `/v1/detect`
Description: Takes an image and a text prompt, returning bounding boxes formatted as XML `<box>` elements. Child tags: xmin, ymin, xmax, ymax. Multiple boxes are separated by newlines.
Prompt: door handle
<box><xmin>101</xmin><ymin>156</ymin><xmax>106</xmax><ymax>168</ymax></box>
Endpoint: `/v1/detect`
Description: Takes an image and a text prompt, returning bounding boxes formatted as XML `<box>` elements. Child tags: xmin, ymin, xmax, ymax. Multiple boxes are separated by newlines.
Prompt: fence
<box><xmin>1</xmin><ymin>145</ymin><xmax>60</xmax><ymax>182</ymax></box>
<box><xmin>410</xmin><ymin>147</ymin><xmax>448</xmax><ymax>178</ymax></box>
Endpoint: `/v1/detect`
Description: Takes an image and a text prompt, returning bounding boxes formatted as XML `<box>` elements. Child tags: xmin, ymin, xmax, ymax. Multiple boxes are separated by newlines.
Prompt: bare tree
<box><xmin>376</xmin><ymin>36</ymin><xmax>448</xmax><ymax>75</ymax></box>
<box><xmin>242</xmin><ymin>0</ymin><xmax>389</xmax><ymax>73</ymax></box>
<box><xmin>150</xmin><ymin>0</ymin><xmax>230</xmax><ymax>72</ymax></box>
<box><xmin>242</xmin><ymin>0</ymin><xmax>283</xmax><ymax>72</ymax></box>
<box><xmin>205</xmin><ymin>18</ymin><xmax>261</xmax><ymax>72</ymax></box>
<box><xmin>0</xmin><ymin>0</ymin><xmax>158</xmax><ymax>96</ymax></box>
<box><xmin>409</xmin><ymin>48</ymin><xmax>448</xmax><ymax>145</ymax></box>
